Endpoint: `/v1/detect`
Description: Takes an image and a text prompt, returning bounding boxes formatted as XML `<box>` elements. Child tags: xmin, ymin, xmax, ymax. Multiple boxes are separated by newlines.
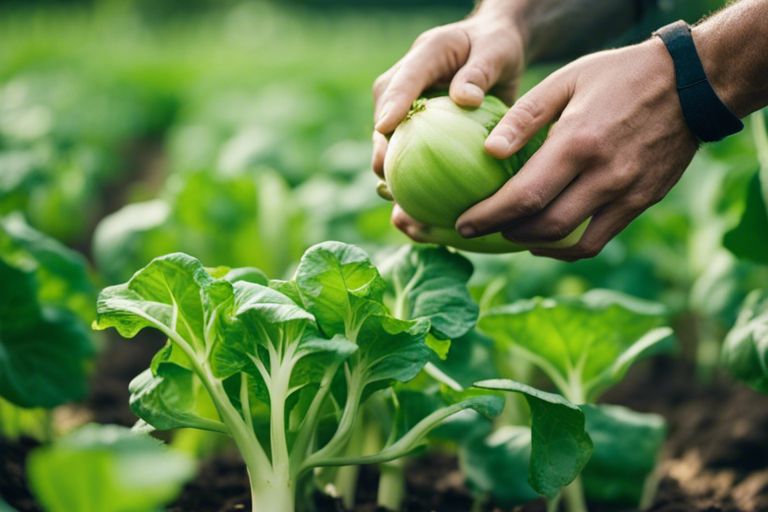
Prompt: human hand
<box><xmin>372</xmin><ymin>3</ymin><xmax>528</xmax><ymax>182</ymax></box>
<box><xmin>454</xmin><ymin>37</ymin><xmax>699</xmax><ymax>261</ymax></box>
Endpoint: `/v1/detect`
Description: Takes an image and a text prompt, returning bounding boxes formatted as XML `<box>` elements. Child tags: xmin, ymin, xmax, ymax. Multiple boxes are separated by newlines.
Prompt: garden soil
<box><xmin>3</xmin><ymin>334</ymin><xmax>768</xmax><ymax>512</ymax></box>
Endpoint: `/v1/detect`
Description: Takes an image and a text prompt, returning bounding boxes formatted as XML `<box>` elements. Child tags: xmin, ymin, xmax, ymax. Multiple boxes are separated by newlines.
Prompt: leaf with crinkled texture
<box><xmin>0</xmin><ymin>261</ymin><xmax>93</xmax><ymax>408</ymax></box>
<box><xmin>129</xmin><ymin>364</ymin><xmax>225</xmax><ymax>433</ymax></box>
<box><xmin>722</xmin><ymin>289</ymin><xmax>768</xmax><ymax>393</ymax></box>
<box><xmin>474</xmin><ymin>379</ymin><xmax>593</xmax><ymax>498</ymax></box>
<box><xmin>295</xmin><ymin>241</ymin><xmax>386</xmax><ymax>337</ymax></box>
<box><xmin>479</xmin><ymin>289</ymin><xmax>673</xmax><ymax>400</ymax></box>
<box><xmin>380</xmin><ymin>245</ymin><xmax>477</xmax><ymax>339</ymax></box>
<box><xmin>27</xmin><ymin>424</ymin><xmax>194</xmax><ymax>512</ymax></box>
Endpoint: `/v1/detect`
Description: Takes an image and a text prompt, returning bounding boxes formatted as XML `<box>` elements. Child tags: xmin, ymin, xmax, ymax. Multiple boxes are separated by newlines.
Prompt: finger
<box><xmin>456</xmin><ymin>136</ymin><xmax>582</xmax><ymax>238</ymax></box>
<box><xmin>373</xmin><ymin>64</ymin><xmax>398</xmax><ymax>116</ymax></box>
<box><xmin>372</xmin><ymin>131</ymin><xmax>388</xmax><ymax>178</ymax></box>
<box><xmin>375</xmin><ymin>34</ymin><xmax>468</xmax><ymax>134</ymax></box>
<box><xmin>501</xmin><ymin>172</ymin><xmax>618</xmax><ymax>244</ymax></box>
<box><xmin>392</xmin><ymin>204</ymin><xmax>429</xmax><ymax>242</ymax></box>
<box><xmin>448</xmin><ymin>44</ymin><xmax>508</xmax><ymax>107</ymax></box>
<box><xmin>529</xmin><ymin>200</ymin><xmax>642</xmax><ymax>261</ymax></box>
<box><xmin>485</xmin><ymin>71</ymin><xmax>574</xmax><ymax>159</ymax></box>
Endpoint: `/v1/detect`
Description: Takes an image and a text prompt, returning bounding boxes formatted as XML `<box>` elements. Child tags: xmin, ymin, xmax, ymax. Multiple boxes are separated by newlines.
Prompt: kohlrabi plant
<box><xmin>469</xmin><ymin>290</ymin><xmax>675</xmax><ymax>511</ymax></box>
<box><xmin>0</xmin><ymin>213</ymin><xmax>95</xmax><ymax>440</ymax></box>
<box><xmin>93</xmin><ymin>242</ymin><xmax>502</xmax><ymax>511</ymax></box>
<box><xmin>377</xmin><ymin>95</ymin><xmax>588</xmax><ymax>253</ymax></box>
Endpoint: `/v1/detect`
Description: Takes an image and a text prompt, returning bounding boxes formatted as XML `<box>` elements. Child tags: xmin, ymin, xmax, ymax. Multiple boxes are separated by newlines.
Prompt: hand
<box><xmin>455</xmin><ymin>38</ymin><xmax>699</xmax><ymax>261</ymax></box>
<box><xmin>372</xmin><ymin>5</ymin><xmax>527</xmax><ymax>181</ymax></box>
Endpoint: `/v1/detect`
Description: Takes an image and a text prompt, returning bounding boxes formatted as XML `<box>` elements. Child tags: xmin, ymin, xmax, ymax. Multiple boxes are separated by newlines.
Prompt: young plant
<box><xmin>94</xmin><ymin>242</ymin><xmax>502</xmax><ymax>511</ymax></box>
<box><xmin>470</xmin><ymin>290</ymin><xmax>675</xmax><ymax>511</ymax></box>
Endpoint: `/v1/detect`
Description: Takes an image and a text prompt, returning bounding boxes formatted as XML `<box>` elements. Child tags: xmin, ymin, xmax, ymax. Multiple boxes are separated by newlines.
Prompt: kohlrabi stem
<box><xmin>562</xmin><ymin>476</ymin><xmax>588</xmax><ymax>512</ymax></box>
<box><xmin>377</xmin><ymin>458</ymin><xmax>406</xmax><ymax>511</ymax></box>
<box><xmin>300</xmin><ymin>366</ymin><xmax>365</xmax><ymax>472</ymax></box>
<box><xmin>335</xmin><ymin>415</ymin><xmax>365</xmax><ymax>510</ymax></box>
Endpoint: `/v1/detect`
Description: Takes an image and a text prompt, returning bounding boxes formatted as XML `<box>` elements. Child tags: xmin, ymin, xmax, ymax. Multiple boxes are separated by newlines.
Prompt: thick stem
<box><xmin>377</xmin><ymin>458</ymin><xmax>406</xmax><ymax>511</ymax></box>
<box><xmin>546</xmin><ymin>491</ymin><xmax>563</xmax><ymax>512</ymax></box>
<box><xmin>562</xmin><ymin>476</ymin><xmax>588</xmax><ymax>512</ymax></box>
<box><xmin>249</xmin><ymin>472</ymin><xmax>295</xmax><ymax>512</ymax></box>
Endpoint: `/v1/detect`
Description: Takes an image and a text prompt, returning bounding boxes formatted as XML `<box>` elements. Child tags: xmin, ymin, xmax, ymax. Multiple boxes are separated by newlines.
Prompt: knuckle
<box><xmin>623</xmin><ymin>191</ymin><xmax>651</xmax><ymax>210</ymax></box>
<box><xmin>569</xmin><ymin>130</ymin><xmax>603</xmax><ymax>160</ymax></box>
<box><xmin>514</xmin><ymin>188</ymin><xmax>547</xmax><ymax>216</ymax></box>
<box><xmin>510</xmin><ymin>98</ymin><xmax>542</xmax><ymax>126</ymax></box>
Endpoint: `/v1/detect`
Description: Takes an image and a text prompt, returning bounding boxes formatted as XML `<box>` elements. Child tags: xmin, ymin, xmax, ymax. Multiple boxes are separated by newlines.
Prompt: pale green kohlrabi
<box><xmin>379</xmin><ymin>95</ymin><xmax>588</xmax><ymax>253</ymax></box>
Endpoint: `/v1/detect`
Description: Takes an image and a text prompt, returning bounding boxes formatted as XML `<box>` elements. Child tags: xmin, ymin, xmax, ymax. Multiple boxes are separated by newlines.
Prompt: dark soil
<box><xmin>3</xmin><ymin>340</ymin><xmax>768</xmax><ymax>512</ymax></box>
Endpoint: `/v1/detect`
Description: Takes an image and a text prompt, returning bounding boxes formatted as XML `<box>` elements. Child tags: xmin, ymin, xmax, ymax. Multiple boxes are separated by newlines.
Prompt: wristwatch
<box><xmin>653</xmin><ymin>20</ymin><xmax>743</xmax><ymax>142</ymax></box>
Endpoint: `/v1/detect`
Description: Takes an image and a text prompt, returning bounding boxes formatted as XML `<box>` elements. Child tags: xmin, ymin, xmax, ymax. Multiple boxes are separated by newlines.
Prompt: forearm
<box><xmin>694</xmin><ymin>0</ymin><xmax>768</xmax><ymax>118</ymax></box>
<box><xmin>473</xmin><ymin>0</ymin><xmax>641</xmax><ymax>64</ymax></box>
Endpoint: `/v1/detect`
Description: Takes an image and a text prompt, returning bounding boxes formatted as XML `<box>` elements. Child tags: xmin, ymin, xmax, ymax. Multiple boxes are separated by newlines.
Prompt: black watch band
<box><xmin>653</xmin><ymin>20</ymin><xmax>743</xmax><ymax>143</ymax></box>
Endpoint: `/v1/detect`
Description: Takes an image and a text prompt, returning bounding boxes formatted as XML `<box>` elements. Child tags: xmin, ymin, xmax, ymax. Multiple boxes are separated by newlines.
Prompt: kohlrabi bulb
<box><xmin>382</xmin><ymin>95</ymin><xmax>586</xmax><ymax>253</ymax></box>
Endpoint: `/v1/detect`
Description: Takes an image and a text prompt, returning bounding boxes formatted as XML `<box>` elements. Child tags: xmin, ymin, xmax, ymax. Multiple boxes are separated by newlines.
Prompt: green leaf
<box><xmin>430</xmin><ymin>330</ymin><xmax>498</xmax><ymax>389</ymax></box>
<box><xmin>295</xmin><ymin>241</ymin><xmax>386</xmax><ymax>337</ymax></box>
<box><xmin>723</xmin><ymin>171</ymin><xmax>768</xmax><ymax>264</ymax></box>
<box><xmin>354</xmin><ymin>312</ymin><xmax>431</xmax><ymax>388</ymax></box>
<box><xmin>0</xmin><ymin>260</ymin><xmax>93</xmax><ymax>408</ymax></box>
<box><xmin>474</xmin><ymin>379</ymin><xmax>593</xmax><ymax>498</ymax></box>
<box><xmin>209</xmin><ymin>281</ymin><xmax>315</xmax><ymax>379</ymax></box>
<box><xmin>380</xmin><ymin>245</ymin><xmax>477</xmax><ymax>339</ymax></box>
<box><xmin>27</xmin><ymin>424</ymin><xmax>195</xmax><ymax>512</ymax></box>
<box><xmin>460</xmin><ymin>426</ymin><xmax>540</xmax><ymax>506</ymax></box>
<box><xmin>94</xmin><ymin>252</ymin><xmax>226</xmax><ymax>355</ymax></box>
<box><xmin>722</xmin><ymin>289</ymin><xmax>768</xmax><ymax>393</ymax></box>
<box><xmin>724</xmin><ymin>111</ymin><xmax>768</xmax><ymax>264</ymax></box>
<box><xmin>222</xmin><ymin>266</ymin><xmax>268</xmax><ymax>285</ymax></box>
<box><xmin>129</xmin><ymin>364</ymin><xmax>226</xmax><ymax>433</ymax></box>
<box><xmin>0</xmin><ymin>498</ymin><xmax>17</xmax><ymax>512</ymax></box>
<box><xmin>581</xmin><ymin>404</ymin><xmax>666</xmax><ymax>506</ymax></box>
<box><xmin>479</xmin><ymin>290</ymin><xmax>673</xmax><ymax>401</ymax></box>
<box><xmin>0</xmin><ymin>213</ymin><xmax>95</xmax><ymax>320</ymax></box>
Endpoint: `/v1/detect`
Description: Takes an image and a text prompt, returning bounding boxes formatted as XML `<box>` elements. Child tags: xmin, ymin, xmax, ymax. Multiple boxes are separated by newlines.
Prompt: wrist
<box><xmin>692</xmin><ymin>13</ymin><xmax>768</xmax><ymax>118</ymax></box>
<box><xmin>472</xmin><ymin>0</ymin><xmax>531</xmax><ymax>58</ymax></box>
<box><xmin>692</xmin><ymin>25</ymin><xmax>745</xmax><ymax>117</ymax></box>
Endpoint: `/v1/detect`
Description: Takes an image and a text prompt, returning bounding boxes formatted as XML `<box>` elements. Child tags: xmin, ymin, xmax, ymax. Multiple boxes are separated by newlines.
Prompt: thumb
<box><xmin>448</xmin><ymin>45</ymin><xmax>509</xmax><ymax>107</ymax></box>
<box><xmin>485</xmin><ymin>71</ymin><xmax>574</xmax><ymax>159</ymax></box>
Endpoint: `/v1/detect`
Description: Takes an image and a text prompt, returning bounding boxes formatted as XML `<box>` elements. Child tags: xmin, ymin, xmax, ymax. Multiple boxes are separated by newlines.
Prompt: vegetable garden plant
<box><xmin>94</xmin><ymin>242</ymin><xmax>502</xmax><ymax>511</ymax></box>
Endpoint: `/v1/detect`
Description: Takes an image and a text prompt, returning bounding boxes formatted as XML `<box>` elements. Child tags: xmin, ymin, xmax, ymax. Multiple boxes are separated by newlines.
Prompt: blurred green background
<box><xmin>1</xmin><ymin>0</ymin><xmax>760</xmax><ymax>308</ymax></box>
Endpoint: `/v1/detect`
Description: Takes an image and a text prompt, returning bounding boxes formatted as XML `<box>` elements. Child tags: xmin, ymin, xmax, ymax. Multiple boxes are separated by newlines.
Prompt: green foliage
<box><xmin>94</xmin><ymin>169</ymin><xmax>305</xmax><ymax>283</ymax></box>
<box><xmin>27</xmin><ymin>424</ymin><xmax>195</xmax><ymax>512</ymax></box>
<box><xmin>479</xmin><ymin>289</ymin><xmax>675</xmax><ymax>402</ymax></box>
<box><xmin>724</xmin><ymin>112</ymin><xmax>768</xmax><ymax>264</ymax></box>
<box><xmin>581</xmin><ymin>405</ymin><xmax>666</xmax><ymax>506</ymax></box>
<box><xmin>94</xmin><ymin>244</ymin><xmax>502</xmax><ymax>510</ymax></box>
<box><xmin>475</xmin><ymin>380</ymin><xmax>592</xmax><ymax>498</ymax></box>
<box><xmin>0</xmin><ymin>214</ymin><xmax>94</xmax><ymax>409</ymax></box>
<box><xmin>722</xmin><ymin>289</ymin><xmax>768</xmax><ymax>393</ymax></box>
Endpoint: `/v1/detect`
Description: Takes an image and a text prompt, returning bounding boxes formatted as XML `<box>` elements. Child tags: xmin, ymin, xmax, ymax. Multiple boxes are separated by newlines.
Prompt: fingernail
<box><xmin>457</xmin><ymin>224</ymin><xmax>476</xmax><ymax>238</ymax></box>
<box><xmin>461</xmin><ymin>83</ymin><xmax>484</xmax><ymax>103</ymax></box>
<box><xmin>485</xmin><ymin>135</ymin><xmax>512</xmax><ymax>154</ymax></box>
